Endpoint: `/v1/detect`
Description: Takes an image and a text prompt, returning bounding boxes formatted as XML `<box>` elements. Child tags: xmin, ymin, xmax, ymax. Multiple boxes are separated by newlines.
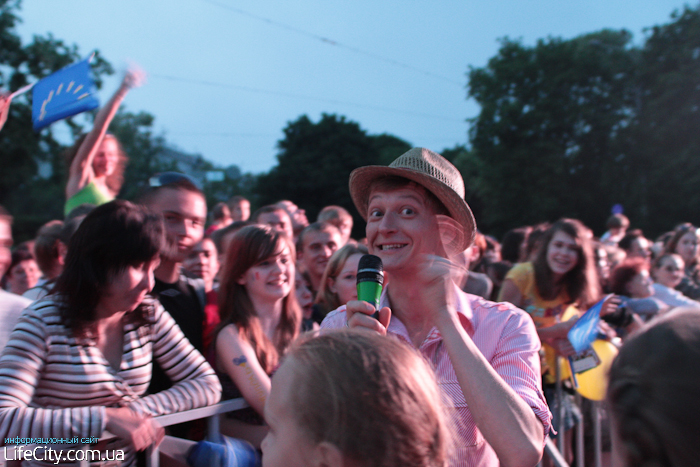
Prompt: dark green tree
<box><xmin>0</xmin><ymin>0</ymin><xmax>112</xmax><ymax>238</ymax></box>
<box><xmin>254</xmin><ymin>113</ymin><xmax>410</xmax><ymax>236</ymax></box>
<box><xmin>442</xmin><ymin>144</ymin><xmax>485</xmax><ymax>226</ymax></box>
<box><xmin>110</xmin><ymin>110</ymin><xmax>169</xmax><ymax>201</ymax></box>
<box><xmin>468</xmin><ymin>30</ymin><xmax>639</xmax><ymax>236</ymax></box>
<box><xmin>625</xmin><ymin>5</ymin><xmax>700</xmax><ymax>232</ymax></box>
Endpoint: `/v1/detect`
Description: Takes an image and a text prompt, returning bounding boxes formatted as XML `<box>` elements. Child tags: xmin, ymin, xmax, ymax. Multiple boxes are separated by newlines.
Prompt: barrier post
<box><xmin>593</xmin><ymin>401</ymin><xmax>602</xmax><ymax>467</ymax></box>
<box><xmin>575</xmin><ymin>393</ymin><xmax>584</xmax><ymax>467</ymax></box>
<box><xmin>555</xmin><ymin>357</ymin><xmax>565</xmax><ymax>455</ymax></box>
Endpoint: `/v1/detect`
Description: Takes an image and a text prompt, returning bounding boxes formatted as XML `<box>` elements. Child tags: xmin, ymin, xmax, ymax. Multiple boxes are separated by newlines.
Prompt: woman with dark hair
<box><xmin>499</xmin><ymin>218</ymin><xmax>601</xmax><ymax>461</ymax></box>
<box><xmin>214</xmin><ymin>225</ymin><xmax>301</xmax><ymax>447</ymax></box>
<box><xmin>0</xmin><ymin>200</ymin><xmax>221</xmax><ymax>465</ymax></box>
<box><xmin>650</xmin><ymin>254</ymin><xmax>700</xmax><ymax>309</ymax></box>
<box><xmin>607</xmin><ymin>308</ymin><xmax>700</xmax><ymax>467</ymax></box>
<box><xmin>664</xmin><ymin>224</ymin><xmax>700</xmax><ymax>299</ymax></box>
<box><xmin>609</xmin><ymin>258</ymin><xmax>666</xmax><ymax>322</ymax></box>
<box><xmin>4</xmin><ymin>248</ymin><xmax>40</xmax><ymax>295</ymax></box>
<box><xmin>64</xmin><ymin>68</ymin><xmax>144</xmax><ymax>216</ymax></box>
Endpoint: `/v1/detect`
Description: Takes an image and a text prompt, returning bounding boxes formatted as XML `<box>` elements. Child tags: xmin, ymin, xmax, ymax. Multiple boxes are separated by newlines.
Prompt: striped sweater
<box><xmin>0</xmin><ymin>295</ymin><xmax>221</xmax><ymax>442</ymax></box>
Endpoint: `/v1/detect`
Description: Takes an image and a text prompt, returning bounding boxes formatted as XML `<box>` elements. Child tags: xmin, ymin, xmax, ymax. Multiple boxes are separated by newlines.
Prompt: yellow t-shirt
<box><xmin>500</xmin><ymin>262</ymin><xmax>579</xmax><ymax>382</ymax></box>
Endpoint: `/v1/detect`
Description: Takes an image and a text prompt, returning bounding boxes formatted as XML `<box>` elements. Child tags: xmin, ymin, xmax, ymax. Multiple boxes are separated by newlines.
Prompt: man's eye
<box><xmin>369</xmin><ymin>209</ymin><xmax>383</xmax><ymax>218</ymax></box>
<box><xmin>400</xmin><ymin>208</ymin><xmax>414</xmax><ymax>215</ymax></box>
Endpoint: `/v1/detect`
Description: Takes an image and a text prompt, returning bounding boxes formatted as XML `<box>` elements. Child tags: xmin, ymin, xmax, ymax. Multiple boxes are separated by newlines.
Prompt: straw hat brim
<box><xmin>349</xmin><ymin>165</ymin><xmax>476</xmax><ymax>251</ymax></box>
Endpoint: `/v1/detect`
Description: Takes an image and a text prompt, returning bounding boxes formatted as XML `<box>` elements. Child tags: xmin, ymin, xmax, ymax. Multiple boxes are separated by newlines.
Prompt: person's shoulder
<box><xmin>9</xmin><ymin>294</ymin><xmax>65</xmax><ymax>332</ymax></box>
<box><xmin>469</xmin><ymin>293</ymin><xmax>529</xmax><ymax>319</ymax></box>
<box><xmin>503</xmin><ymin>262</ymin><xmax>532</xmax><ymax>289</ymax></box>
<box><xmin>140</xmin><ymin>294</ymin><xmax>163</xmax><ymax>320</ymax></box>
<box><xmin>180</xmin><ymin>273</ymin><xmax>205</xmax><ymax>291</ymax></box>
<box><xmin>463</xmin><ymin>271</ymin><xmax>493</xmax><ymax>298</ymax></box>
<box><xmin>215</xmin><ymin>323</ymin><xmax>248</xmax><ymax>351</ymax></box>
<box><xmin>180</xmin><ymin>273</ymin><xmax>206</xmax><ymax>306</ymax></box>
<box><xmin>507</xmin><ymin>261</ymin><xmax>532</xmax><ymax>277</ymax></box>
<box><xmin>0</xmin><ymin>289</ymin><xmax>32</xmax><ymax>309</ymax></box>
<box><xmin>467</xmin><ymin>293</ymin><xmax>537</xmax><ymax>335</ymax></box>
<box><xmin>319</xmin><ymin>305</ymin><xmax>348</xmax><ymax>330</ymax></box>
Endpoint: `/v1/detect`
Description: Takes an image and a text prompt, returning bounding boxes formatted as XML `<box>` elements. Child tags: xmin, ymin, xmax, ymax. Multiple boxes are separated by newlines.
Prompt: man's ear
<box><xmin>57</xmin><ymin>241</ymin><xmax>68</xmax><ymax>265</ymax></box>
<box><xmin>312</xmin><ymin>441</ymin><xmax>344</xmax><ymax>467</ymax></box>
<box><xmin>297</xmin><ymin>249</ymin><xmax>304</xmax><ymax>261</ymax></box>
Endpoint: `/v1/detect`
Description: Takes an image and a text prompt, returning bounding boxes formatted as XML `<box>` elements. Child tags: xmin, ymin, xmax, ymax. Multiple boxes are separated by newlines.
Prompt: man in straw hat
<box><xmin>321</xmin><ymin>148</ymin><xmax>551</xmax><ymax>466</ymax></box>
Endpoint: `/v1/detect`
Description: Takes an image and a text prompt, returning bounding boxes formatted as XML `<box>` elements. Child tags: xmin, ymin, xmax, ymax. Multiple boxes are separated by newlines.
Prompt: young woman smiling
<box><xmin>651</xmin><ymin>253</ymin><xmax>700</xmax><ymax>309</ymax></box>
<box><xmin>214</xmin><ymin>225</ymin><xmax>301</xmax><ymax>448</ymax></box>
<box><xmin>499</xmin><ymin>219</ymin><xmax>600</xmax><ymax>358</ymax></box>
<box><xmin>499</xmin><ymin>218</ymin><xmax>600</xmax><ymax>461</ymax></box>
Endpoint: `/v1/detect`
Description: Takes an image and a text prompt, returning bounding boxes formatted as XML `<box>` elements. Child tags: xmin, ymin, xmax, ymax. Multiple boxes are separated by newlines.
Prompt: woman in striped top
<box><xmin>0</xmin><ymin>200</ymin><xmax>221</xmax><ymax>465</ymax></box>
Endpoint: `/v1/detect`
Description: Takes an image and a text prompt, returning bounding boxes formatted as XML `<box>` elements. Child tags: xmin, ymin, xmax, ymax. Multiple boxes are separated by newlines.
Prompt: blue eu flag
<box><xmin>32</xmin><ymin>59</ymin><xmax>100</xmax><ymax>131</ymax></box>
<box><xmin>568</xmin><ymin>298</ymin><xmax>605</xmax><ymax>353</ymax></box>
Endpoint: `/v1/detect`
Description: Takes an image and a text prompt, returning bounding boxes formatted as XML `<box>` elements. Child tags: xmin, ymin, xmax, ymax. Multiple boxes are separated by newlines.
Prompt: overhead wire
<box><xmin>199</xmin><ymin>0</ymin><xmax>464</xmax><ymax>87</ymax></box>
<box><xmin>150</xmin><ymin>73</ymin><xmax>464</xmax><ymax>122</ymax></box>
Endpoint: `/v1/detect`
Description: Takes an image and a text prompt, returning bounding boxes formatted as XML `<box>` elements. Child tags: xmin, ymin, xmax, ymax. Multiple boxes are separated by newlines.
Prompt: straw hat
<box><xmin>349</xmin><ymin>147</ymin><xmax>476</xmax><ymax>251</ymax></box>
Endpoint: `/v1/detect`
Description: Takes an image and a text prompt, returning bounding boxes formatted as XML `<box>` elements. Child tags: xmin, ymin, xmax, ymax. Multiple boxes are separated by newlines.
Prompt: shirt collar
<box><xmin>379</xmin><ymin>281</ymin><xmax>475</xmax><ymax>347</ymax></box>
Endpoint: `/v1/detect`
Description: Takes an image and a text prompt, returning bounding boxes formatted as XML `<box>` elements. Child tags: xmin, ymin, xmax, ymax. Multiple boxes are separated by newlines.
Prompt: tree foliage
<box><xmin>0</xmin><ymin>0</ymin><xmax>243</xmax><ymax>239</ymax></box>
<box><xmin>254</xmin><ymin>114</ymin><xmax>410</xmax><ymax>236</ymax></box>
<box><xmin>0</xmin><ymin>0</ymin><xmax>112</xmax><ymax>238</ymax></box>
<box><xmin>626</xmin><ymin>5</ymin><xmax>700</xmax><ymax>232</ymax></box>
<box><xmin>467</xmin><ymin>5</ymin><xmax>700</xmax><ymax>237</ymax></box>
<box><xmin>468</xmin><ymin>30</ymin><xmax>639</xmax><ymax>236</ymax></box>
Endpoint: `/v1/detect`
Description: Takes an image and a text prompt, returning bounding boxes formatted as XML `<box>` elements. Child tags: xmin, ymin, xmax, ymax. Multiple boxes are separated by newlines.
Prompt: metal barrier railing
<box><xmin>7</xmin><ymin>361</ymin><xmax>610</xmax><ymax>467</ymax></box>
<box><xmin>539</xmin><ymin>357</ymin><xmax>606</xmax><ymax>467</ymax></box>
<box><xmin>79</xmin><ymin>398</ymin><xmax>250</xmax><ymax>467</ymax></box>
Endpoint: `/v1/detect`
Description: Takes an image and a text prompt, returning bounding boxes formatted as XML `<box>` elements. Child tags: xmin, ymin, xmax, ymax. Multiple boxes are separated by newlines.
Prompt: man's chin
<box><xmin>162</xmin><ymin>251</ymin><xmax>188</xmax><ymax>264</ymax></box>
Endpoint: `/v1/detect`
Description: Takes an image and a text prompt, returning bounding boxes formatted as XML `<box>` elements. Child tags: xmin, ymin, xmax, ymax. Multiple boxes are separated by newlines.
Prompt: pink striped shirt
<box><xmin>320</xmin><ymin>284</ymin><xmax>552</xmax><ymax>467</ymax></box>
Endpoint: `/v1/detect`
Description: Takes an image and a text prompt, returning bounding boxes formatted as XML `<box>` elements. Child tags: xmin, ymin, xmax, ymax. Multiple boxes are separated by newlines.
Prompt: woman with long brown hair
<box><xmin>499</xmin><ymin>218</ymin><xmax>601</xmax><ymax>463</ymax></box>
<box><xmin>499</xmin><ymin>219</ymin><xmax>600</xmax><ymax>353</ymax></box>
<box><xmin>214</xmin><ymin>224</ymin><xmax>301</xmax><ymax>447</ymax></box>
<box><xmin>64</xmin><ymin>68</ymin><xmax>144</xmax><ymax>216</ymax></box>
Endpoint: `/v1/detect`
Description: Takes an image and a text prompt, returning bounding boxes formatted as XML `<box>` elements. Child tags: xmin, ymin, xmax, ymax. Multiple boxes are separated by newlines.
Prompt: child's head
<box><xmin>262</xmin><ymin>330</ymin><xmax>453</xmax><ymax>467</ymax></box>
<box><xmin>607</xmin><ymin>308</ymin><xmax>700</xmax><ymax>467</ymax></box>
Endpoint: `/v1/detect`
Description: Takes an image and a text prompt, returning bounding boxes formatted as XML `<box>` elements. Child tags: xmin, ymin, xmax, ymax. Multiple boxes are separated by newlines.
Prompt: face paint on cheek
<box><xmin>255</xmin><ymin>271</ymin><xmax>261</xmax><ymax>281</ymax></box>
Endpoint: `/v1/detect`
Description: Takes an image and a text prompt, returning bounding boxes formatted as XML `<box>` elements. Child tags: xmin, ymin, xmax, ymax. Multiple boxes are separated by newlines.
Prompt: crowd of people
<box><xmin>1</xmin><ymin>71</ymin><xmax>700</xmax><ymax>467</ymax></box>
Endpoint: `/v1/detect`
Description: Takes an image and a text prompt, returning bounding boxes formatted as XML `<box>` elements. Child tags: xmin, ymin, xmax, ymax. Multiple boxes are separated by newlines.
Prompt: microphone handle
<box><xmin>357</xmin><ymin>280</ymin><xmax>382</xmax><ymax>320</ymax></box>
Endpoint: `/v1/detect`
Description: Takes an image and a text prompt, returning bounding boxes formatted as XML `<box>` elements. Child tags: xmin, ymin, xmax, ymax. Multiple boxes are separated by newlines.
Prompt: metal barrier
<box><xmin>540</xmin><ymin>357</ymin><xmax>606</xmax><ymax>467</ymax></box>
<box><xmin>77</xmin><ymin>398</ymin><xmax>250</xmax><ymax>467</ymax></box>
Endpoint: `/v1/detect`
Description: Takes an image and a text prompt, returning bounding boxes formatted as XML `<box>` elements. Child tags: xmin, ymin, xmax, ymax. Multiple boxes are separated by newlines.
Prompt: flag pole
<box><xmin>9</xmin><ymin>82</ymin><xmax>35</xmax><ymax>99</ymax></box>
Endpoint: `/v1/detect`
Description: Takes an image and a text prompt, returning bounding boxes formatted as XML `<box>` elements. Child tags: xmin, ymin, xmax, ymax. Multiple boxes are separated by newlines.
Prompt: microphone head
<box><xmin>357</xmin><ymin>254</ymin><xmax>384</xmax><ymax>285</ymax></box>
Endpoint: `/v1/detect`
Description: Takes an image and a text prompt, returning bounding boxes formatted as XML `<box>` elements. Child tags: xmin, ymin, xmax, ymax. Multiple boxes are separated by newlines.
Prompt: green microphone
<box><xmin>356</xmin><ymin>254</ymin><xmax>384</xmax><ymax>320</ymax></box>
